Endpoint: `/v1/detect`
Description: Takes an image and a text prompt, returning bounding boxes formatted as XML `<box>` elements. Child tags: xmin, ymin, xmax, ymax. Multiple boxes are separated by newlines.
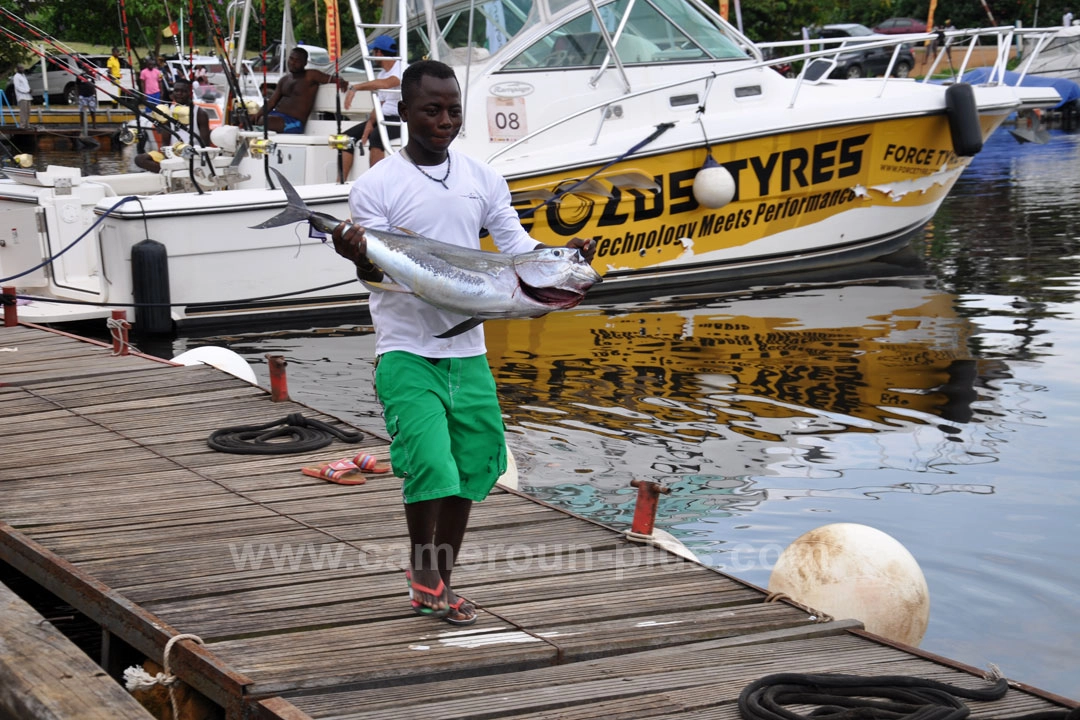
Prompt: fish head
<box><xmin>512</xmin><ymin>247</ymin><xmax>602</xmax><ymax>309</ymax></box>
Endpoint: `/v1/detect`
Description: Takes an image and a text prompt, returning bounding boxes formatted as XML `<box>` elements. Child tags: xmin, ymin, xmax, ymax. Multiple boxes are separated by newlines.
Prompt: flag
<box><xmin>163</xmin><ymin>21</ymin><xmax>180</xmax><ymax>38</ymax></box>
<box><xmin>324</xmin><ymin>0</ymin><xmax>341</xmax><ymax>61</ymax></box>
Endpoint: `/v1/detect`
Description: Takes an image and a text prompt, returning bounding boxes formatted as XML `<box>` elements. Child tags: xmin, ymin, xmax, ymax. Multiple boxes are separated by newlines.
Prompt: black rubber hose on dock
<box><xmin>207</xmin><ymin>413</ymin><xmax>364</xmax><ymax>454</ymax></box>
<box><xmin>739</xmin><ymin>673</ymin><xmax>1079</xmax><ymax>720</ymax></box>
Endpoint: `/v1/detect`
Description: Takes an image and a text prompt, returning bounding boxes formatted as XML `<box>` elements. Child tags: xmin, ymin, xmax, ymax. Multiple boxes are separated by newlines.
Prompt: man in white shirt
<box><xmin>332</xmin><ymin>60</ymin><xmax>594</xmax><ymax>625</ymax></box>
<box><xmin>341</xmin><ymin>35</ymin><xmax>403</xmax><ymax>179</ymax></box>
<box><xmin>12</xmin><ymin>65</ymin><xmax>33</xmax><ymax>129</ymax></box>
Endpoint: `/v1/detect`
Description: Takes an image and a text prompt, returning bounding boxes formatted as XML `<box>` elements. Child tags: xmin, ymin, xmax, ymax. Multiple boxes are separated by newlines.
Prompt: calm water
<box><xmin>64</xmin><ymin>125</ymin><xmax>1080</xmax><ymax>698</ymax></box>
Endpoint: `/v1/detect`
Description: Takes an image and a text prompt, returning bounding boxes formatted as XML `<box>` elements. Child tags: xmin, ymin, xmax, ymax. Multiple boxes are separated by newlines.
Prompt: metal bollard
<box><xmin>628</xmin><ymin>479</ymin><xmax>671</xmax><ymax>537</ymax></box>
<box><xmin>2</xmin><ymin>286</ymin><xmax>16</xmax><ymax>327</ymax></box>
<box><xmin>266</xmin><ymin>354</ymin><xmax>290</xmax><ymax>402</ymax></box>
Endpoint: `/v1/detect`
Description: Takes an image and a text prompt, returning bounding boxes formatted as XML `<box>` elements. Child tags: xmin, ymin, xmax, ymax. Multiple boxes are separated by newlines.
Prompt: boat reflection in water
<box><xmin>484</xmin><ymin>266</ymin><xmax>1007</xmax><ymax>546</ymax></box>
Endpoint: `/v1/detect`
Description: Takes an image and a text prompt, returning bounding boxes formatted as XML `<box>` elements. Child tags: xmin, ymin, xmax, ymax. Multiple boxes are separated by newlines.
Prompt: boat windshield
<box><xmin>393</xmin><ymin>0</ymin><xmax>538</xmax><ymax>63</ymax></box>
<box><xmin>389</xmin><ymin>0</ymin><xmax>747</xmax><ymax>67</ymax></box>
<box><xmin>503</xmin><ymin>0</ymin><xmax>748</xmax><ymax>69</ymax></box>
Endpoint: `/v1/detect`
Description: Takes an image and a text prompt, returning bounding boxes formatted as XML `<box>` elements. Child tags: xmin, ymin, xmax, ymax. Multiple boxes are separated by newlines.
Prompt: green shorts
<box><xmin>375</xmin><ymin>351</ymin><xmax>507</xmax><ymax>504</ymax></box>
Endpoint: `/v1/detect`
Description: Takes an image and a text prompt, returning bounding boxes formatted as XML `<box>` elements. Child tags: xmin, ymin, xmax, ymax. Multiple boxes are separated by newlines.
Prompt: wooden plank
<box><xmin>0</xmin><ymin>580</ymin><xmax>155</xmax><ymax>720</ymax></box>
<box><xmin>2</xmin><ymin>326</ymin><xmax>1074</xmax><ymax>718</ymax></box>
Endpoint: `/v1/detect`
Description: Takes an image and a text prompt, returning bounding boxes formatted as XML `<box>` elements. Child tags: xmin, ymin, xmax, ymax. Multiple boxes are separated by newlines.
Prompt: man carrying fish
<box><xmin>332</xmin><ymin>60</ymin><xmax>597</xmax><ymax>624</ymax></box>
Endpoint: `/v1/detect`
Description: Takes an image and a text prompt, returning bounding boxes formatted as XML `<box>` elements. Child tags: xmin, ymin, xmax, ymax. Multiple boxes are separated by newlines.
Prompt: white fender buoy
<box><xmin>692</xmin><ymin>155</ymin><xmax>736</xmax><ymax>208</ymax></box>
<box><xmin>172</xmin><ymin>346</ymin><xmax>258</xmax><ymax>385</ymax></box>
<box><xmin>767</xmin><ymin>523</ymin><xmax>929</xmax><ymax>646</ymax></box>
<box><xmin>496</xmin><ymin>445</ymin><xmax>519</xmax><ymax>490</ymax></box>
<box><xmin>210</xmin><ymin>125</ymin><xmax>241</xmax><ymax>153</ymax></box>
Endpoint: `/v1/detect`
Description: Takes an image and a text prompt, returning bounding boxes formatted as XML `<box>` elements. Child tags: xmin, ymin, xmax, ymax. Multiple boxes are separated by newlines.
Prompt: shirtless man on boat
<box><xmin>254</xmin><ymin>47</ymin><xmax>347</xmax><ymax>133</ymax></box>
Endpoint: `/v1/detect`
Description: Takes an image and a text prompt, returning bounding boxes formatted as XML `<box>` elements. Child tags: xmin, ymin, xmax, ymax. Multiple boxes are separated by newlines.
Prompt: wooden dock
<box><xmin>1</xmin><ymin>322</ymin><xmax>1075</xmax><ymax>719</ymax></box>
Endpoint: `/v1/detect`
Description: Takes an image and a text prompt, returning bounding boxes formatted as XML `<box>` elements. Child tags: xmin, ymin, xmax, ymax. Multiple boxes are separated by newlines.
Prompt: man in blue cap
<box><xmin>342</xmin><ymin>35</ymin><xmax>402</xmax><ymax>178</ymax></box>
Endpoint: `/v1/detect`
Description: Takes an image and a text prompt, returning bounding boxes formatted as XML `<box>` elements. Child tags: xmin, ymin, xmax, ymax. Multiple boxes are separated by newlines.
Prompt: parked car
<box><xmin>816</xmin><ymin>24</ymin><xmax>916</xmax><ymax>79</ymax></box>
<box><xmin>22</xmin><ymin>53</ymin><xmax>134</xmax><ymax>104</ymax></box>
<box><xmin>872</xmin><ymin>17</ymin><xmax>928</xmax><ymax>35</ymax></box>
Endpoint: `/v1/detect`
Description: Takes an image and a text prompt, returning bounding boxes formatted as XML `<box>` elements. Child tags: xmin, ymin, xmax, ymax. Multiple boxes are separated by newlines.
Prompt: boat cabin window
<box><xmin>503</xmin><ymin>0</ymin><xmax>748</xmax><ymax>70</ymax></box>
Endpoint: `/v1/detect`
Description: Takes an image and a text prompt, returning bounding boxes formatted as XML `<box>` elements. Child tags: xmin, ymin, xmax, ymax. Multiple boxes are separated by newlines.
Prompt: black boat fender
<box><xmin>131</xmin><ymin>238</ymin><xmax>173</xmax><ymax>334</ymax></box>
<box><xmin>945</xmin><ymin>82</ymin><xmax>983</xmax><ymax>157</ymax></box>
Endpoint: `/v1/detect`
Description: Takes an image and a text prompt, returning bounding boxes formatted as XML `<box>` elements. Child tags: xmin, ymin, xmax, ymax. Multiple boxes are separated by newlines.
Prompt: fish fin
<box><xmin>434</xmin><ymin>317</ymin><xmax>485</xmax><ymax>339</ymax></box>
<box><xmin>251</xmin><ymin>168</ymin><xmax>310</xmax><ymax>229</ymax></box>
<box><xmin>391</xmin><ymin>225</ymin><xmax>425</xmax><ymax>237</ymax></box>
<box><xmin>359</xmin><ymin>277</ymin><xmax>413</xmax><ymax>294</ymax></box>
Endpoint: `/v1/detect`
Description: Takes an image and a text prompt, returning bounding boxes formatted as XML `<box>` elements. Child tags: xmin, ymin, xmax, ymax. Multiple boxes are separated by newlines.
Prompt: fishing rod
<box><xmin>162</xmin><ymin>0</ymin><xmax>184</xmax><ymax>61</ymax></box>
<box><xmin>195</xmin><ymin>0</ymin><xmax>253</xmax><ymax>129</ymax></box>
<box><xmin>0</xmin><ymin>8</ymin><xmax>154</xmax><ymax>120</ymax></box>
<box><xmin>259</xmin><ymin>0</ymin><xmax>275</xmax><ymax>190</ymax></box>
<box><xmin>114</xmin><ymin>0</ymin><xmax>147</xmax><ymax>150</ymax></box>
<box><xmin>334</xmin><ymin>55</ymin><xmax>345</xmax><ymax>183</ymax></box>
<box><xmin>0</xmin><ymin>25</ymin><xmax>213</xmax><ymax>150</ymax></box>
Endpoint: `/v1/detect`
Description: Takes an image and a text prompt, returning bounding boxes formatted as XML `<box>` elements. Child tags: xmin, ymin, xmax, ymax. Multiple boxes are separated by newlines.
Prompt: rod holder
<box><xmin>628</xmin><ymin>479</ymin><xmax>671</xmax><ymax>537</ymax></box>
<box><xmin>267</xmin><ymin>354</ymin><xmax>290</xmax><ymax>402</ymax></box>
<box><xmin>2</xmin><ymin>286</ymin><xmax>16</xmax><ymax>327</ymax></box>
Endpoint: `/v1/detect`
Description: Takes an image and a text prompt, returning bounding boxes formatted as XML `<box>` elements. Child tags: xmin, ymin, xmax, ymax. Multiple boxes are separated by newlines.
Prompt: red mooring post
<box><xmin>267</xmin><ymin>354</ymin><xmax>290</xmax><ymax>401</ymax></box>
<box><xmin>110</xmin><ymin>310</ymin><xmax>130</xmax><ymax>355</ymax></box>
<box><xmin>629</xmin><ymin>479</ymin><xmax>671</xmax><ymax>536</ymax></box>
<box><xmin>2</xmin><ymin>286</ymin><xmax>16</xmax><ymax>327</ymax></box>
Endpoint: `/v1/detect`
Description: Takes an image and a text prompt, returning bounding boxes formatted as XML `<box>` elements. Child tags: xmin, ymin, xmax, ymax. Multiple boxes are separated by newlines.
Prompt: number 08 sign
<box><xmin>487</xmin><ymin>96</ymin><xmax>528</xmax><ymax>142</ymax></box>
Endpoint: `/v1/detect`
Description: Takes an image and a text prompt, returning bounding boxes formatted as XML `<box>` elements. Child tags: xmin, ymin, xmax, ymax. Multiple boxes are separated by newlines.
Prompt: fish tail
<box><xmin>249</xmin><ymin>168</ymin><xmax>312</xmax><ymax>229</ymax></box>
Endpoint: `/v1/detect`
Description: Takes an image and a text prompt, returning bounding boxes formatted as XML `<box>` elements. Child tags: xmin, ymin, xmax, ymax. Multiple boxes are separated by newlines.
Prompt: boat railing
<box><xmin>484</xmin><ymin>37</ymin><xmax>920</xmax><ymax>165</ymax></box>
<box><xmin>486</xmin><ymin>26</ymin><xmax>1059</xmax><ymax>167</ymax></box>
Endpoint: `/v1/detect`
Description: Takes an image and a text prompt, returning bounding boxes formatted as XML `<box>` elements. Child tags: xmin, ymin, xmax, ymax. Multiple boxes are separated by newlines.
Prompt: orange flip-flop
<box><xmin>300</xmin><ymin>453</ymin><xmax>391</xmax><ymax>485</ymax></box>
<box><xmin>351</xmin><ymin>453</ymin><xmax>391</xmax><ymax>474</ymax></box>
<box><xmin>301</xmin><ymin>458</ymin><xmax>368</xmax><ymax>484</ymax></box>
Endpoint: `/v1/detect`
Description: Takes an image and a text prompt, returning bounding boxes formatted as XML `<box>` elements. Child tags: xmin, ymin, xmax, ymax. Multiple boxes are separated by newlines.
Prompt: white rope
<box><xmin>122</xmin><ymin>633</ymin><xmax>205</xmax><ymax>719</ymax></box>
<box><xmin>106</xmin><ymin>316</ymin><xmax>134</xmax><ymax>356</ymax></box>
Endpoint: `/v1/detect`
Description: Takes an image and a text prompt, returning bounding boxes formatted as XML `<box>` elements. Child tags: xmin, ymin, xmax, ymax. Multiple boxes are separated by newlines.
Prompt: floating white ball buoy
<box><xmin>172</xmin><ymin>346</ymin><xmax>258</xmax><ymax>385</ymax></box>
<box><xmin>692</xmin><ymin>155</ymin><xmax>736</xmax><ymax>208</ymax></box>
<box><xmin>768</xmin><ymin>523</ymin><xmax>930</xmax><ymax>646</ymax></box>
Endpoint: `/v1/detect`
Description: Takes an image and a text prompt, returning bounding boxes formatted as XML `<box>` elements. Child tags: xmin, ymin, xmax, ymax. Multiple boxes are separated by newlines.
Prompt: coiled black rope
<box><xmin>739</xmin><ymin>673</ymin><xmax>1078</xmax><ymax>720</ymax></box>
<box><xmin>207</xmin><ymin>413</ymin><xmax>364</xmax><ymax>454</ymax></box>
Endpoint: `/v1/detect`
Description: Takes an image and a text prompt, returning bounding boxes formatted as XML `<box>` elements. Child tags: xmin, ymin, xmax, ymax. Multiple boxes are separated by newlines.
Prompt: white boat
<box><xmin>0</xmin><ymin>2</ymin><xmax>1064</xmax><ymax>333</ymax></box>
<box><xmin>1021</xmin><ymin>25</ymin><xmax>1080</xmax><ymax>82</ymax></box>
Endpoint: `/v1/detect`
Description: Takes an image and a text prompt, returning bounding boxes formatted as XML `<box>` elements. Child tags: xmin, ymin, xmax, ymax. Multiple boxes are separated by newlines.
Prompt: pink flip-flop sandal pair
<box><xmin>300</xmin><ymin>453</ymin><xmax>391</xmax><ymax>484</ymax></box>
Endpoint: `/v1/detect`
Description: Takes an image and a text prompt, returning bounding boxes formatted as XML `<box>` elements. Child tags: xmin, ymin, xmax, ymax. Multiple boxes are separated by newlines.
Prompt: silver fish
<box><xmin>253</xmin><ymin>168</ymin><xmax>602</xmax><ymax>338</ymax></box>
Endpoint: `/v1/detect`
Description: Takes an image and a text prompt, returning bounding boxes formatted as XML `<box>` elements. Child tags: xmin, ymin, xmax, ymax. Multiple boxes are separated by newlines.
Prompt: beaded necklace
<box><xmin>401</xmin><ymin>148</ymin><xmax>451</xmax><ymax>189</ymax></box>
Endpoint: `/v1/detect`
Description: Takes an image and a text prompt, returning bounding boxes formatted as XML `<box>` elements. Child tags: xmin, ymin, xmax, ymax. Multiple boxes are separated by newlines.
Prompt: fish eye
<box><xmin>551</xmin><ymin>248</ymin><xmax>563</xmax><ymax>257</ymax></box>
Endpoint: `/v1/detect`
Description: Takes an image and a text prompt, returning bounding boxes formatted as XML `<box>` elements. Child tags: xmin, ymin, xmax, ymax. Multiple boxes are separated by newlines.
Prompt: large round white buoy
<box><xmin>172</xmin><ymin>346</ymin><xmax>258</xmax><ymax>385</ymax></box>
<box><xmin>692</xmin><ymin>156</ymin><xmax>736</xmax><ymax>208</ymax></box>
<box><xmin>768</xmin><ymin>523</ymin><xmax>930</xmax><ymax>646</ymax></box>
